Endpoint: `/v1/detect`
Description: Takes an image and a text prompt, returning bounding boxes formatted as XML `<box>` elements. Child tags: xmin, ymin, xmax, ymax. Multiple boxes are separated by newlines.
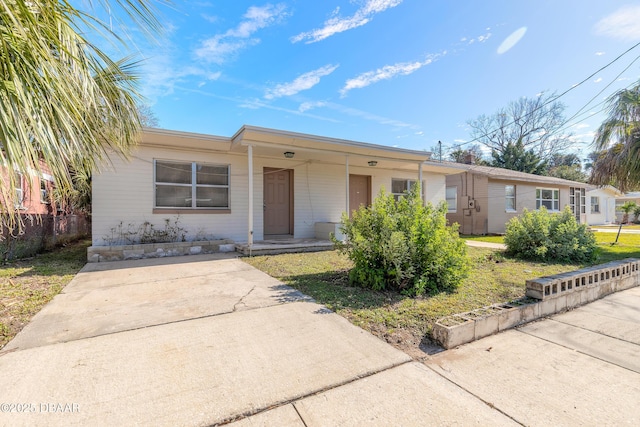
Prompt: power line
<box><xmin>447</xmin><ymin>42</ymin><xmax>640</xmax><ymax>153</ymax></box>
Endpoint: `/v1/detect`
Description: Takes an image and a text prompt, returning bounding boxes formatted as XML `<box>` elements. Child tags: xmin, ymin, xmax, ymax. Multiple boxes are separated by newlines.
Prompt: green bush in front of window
<box><xmin>504</xmin><ymin>207</ymin><xmax>597</xmax><ymax>263</ymax></box>
<box><xmin>333</xmin><ymin>185</ymin><xmax>469</xmax><ymax>296</ymax></box>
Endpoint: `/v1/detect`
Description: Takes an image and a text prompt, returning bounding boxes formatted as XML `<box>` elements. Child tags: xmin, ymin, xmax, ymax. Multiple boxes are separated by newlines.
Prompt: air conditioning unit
<box><xmin>468</xmin><ymin>199</ymin><xmax>476</xmax><ymax>209</ymax></box>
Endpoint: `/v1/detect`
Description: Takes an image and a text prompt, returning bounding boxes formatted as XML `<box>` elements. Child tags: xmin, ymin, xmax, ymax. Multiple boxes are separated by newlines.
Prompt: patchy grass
<box><xmin>244</xmin><ymin>247</ymin><xmax>579</xmax><ymax>358</ymax></box>
<box><xmin>461</xmin><ymin>235</ymin><xmax>506</xmax><ymax>244</ymax></box>
<box><xmin>0</xmin><ymin>239</ymin><xmax>89</xmax><ymax>349</ymax></box>
<box><xmin>595</xmin><ymin>232</ymin><xmax>640</xmax><ymax>263</ymax></box>
<box><xmin>593</xmin><ymin>224</ymin><xmax>640</xmax><ymax>230</ymax></box>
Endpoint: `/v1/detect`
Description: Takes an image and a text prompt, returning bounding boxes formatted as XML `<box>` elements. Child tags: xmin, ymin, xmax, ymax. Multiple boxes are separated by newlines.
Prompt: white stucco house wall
<box><xmin>586</xmin><ymin>186</ymin><xmax>622</xmax><ymax>226</ymax></box>
<box><xmin>91</xmin><ymin>126</ymin><xmax>462</xmax><ymax>251</ymax></box>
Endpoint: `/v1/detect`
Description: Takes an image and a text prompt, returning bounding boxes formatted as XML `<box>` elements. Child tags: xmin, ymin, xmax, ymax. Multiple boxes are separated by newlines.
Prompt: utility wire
<box><xmin>447</xmin><ymin>42</ymin><xmax>640</xmax><ymax>152</ymax></box>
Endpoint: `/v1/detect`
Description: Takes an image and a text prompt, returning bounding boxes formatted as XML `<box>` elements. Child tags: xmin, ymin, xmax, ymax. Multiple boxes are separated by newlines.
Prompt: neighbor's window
<box><xmin>154</xmin><ymin>160</ymin><xmax>229</xmax><ymax>209</ymax></box>
<box><xmin>505</xmin><ymin>185</ymin><xmax>516</xmax><ymax>211</ymax></box>
<box><xmin>446</xmin><ymin>186</ymin><xmax>457</xmax><ymax>212</ymax></box>
<box><xmin>591</xmin><ymin>196</ymin><xmax>600</xmax><ymax>214</ymax></box>
<box><xmin>536</xmin><ymin>188</ymin><xmax>559</xmax><ymax>211</ymax></box>
<box><xmin>40</xmin><ymin>179</ymin><xmax>49</xmax><ymax>204</ymax></box>
<box><xmin>14</xmin><ymin>173</ymin><xmax>24</xmax><ymax>209</ymax></box>
<box><xmin>391</xmin><ymin>179</ymin><xmax>418</xmax><ymax>201</ymax></box>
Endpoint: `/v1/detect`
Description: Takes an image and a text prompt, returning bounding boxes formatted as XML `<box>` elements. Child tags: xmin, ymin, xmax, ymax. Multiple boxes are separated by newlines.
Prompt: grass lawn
<box><xmin>243</xmin><ymin>247</ymin><xmax>581</xmax><ymax>358</ymax></box>
<box><xmin>0</xmin><ymin>239</ymin><xmax>90</xmax><ymax>349</ymax></box>
<box><xmin>244</xmin><ymin>230</ymin><xmax>640</xmax><ymax>358</ymax></box>
<box><xmin>593</xmin><ymin>224</ymin><xmax>640</xmax><ymax>230</ymax></box>
<box><xmin>460</xmin><ymin>235</ymin><xmax>506</xmax><ymax>244</ymax></box>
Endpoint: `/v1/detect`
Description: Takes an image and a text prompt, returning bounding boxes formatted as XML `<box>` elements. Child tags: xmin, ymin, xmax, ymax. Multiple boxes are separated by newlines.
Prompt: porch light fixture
<box><xmin>368</xmin><ymin>160</ymin><xmax>378</xmax><ymax>167</ymax></box>
<box><xmin>284</xmin><ymin>151</ymin><xmax>295</xmax><ymax>159</ymax></box>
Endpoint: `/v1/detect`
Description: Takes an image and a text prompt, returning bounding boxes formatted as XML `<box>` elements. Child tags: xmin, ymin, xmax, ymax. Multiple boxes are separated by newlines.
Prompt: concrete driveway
<box><xmin>0</xmin><ymin>253</ymin><xmax>639</xmax><ymax>426</ymax></box>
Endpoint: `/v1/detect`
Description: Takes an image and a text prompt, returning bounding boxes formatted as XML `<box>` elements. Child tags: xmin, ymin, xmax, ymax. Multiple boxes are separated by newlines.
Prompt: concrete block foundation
<box><xmin>434</xmin><ymin>258</ymin><xmax>640</xmax><ymax>349</ymax></box>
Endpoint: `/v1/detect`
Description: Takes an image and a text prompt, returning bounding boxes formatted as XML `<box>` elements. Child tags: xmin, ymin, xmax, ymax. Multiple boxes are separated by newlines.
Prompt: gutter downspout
<box><xmin>418</xmin><ymin>162</ymin><xmax>423</xmax><ymax>204</ymax></box>
<box><xmin>247</xmin><ymin>144</ymin><xmax>254</xmax><ymax>249</ymax></box>
<box><xmin>345</xmin><ymin>155</ymin><xmax>350</xmax><ymax>215</ymax></box>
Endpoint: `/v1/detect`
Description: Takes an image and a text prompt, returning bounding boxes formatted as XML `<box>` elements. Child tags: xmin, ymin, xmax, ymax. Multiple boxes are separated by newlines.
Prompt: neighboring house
<box><xmin>91</xmin><ymin>126</ymin><xmax>462</xmax><ymax>247</ymax></box>
<box><xmin>0</xmin><ymin>164</ymin><xmax>55</xmax><ymax>215</ymax></box>
<box><xmin>586</xmin><ymin>185</ymin><xmax>622</xmax><ymax>225</ymax></box>
<box><xmin>614</xmin><ymin>191</ymin><xmax>640</xmax><ymax>223</ymax></box>
<box><xmin>445</xmin><ymin>163</ymin><xmax>593</xmax><ymax>235</ymax></box>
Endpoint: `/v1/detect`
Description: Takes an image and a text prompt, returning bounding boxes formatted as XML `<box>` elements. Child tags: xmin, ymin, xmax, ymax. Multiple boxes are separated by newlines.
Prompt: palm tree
<box><xmin>618</xmin><ymin>201</ymin><xmax>637</xmax><ymax>224</ymax></box>
<box><xmin>0</xmin><ymin>1</ymin><xmax>163</xmax><ymax>231</ymax></box>
<box><xmin>591</xmin><ymin>83</ymin><xmax>640</xmax><ymax>191</ymax></box>
<box><xmin>634</xmin><ymin>205</ymin><xmax>640</xmax><ymax>224</ymax></box>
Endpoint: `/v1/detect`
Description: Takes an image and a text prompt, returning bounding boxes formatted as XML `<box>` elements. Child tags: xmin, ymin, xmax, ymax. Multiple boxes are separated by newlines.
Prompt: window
<box><xmin>591</xmin><ymin>196</ymin><xmax>600</xmax><ymax>213</ymax></box>
<box><xmin>40</xmin><ymin>179</ymin><xmax>49</xmax><ymax>204</ymax></box>
<box><xmin>536</xmin><ymin>188</ymin><xmax>559</xmax><ymax>211</ymax></box>
<box><xmin>446</xmin><ymin>186</ymin><xmax>457</xmax><ymax>212</ymax></box>
<box><xmin>154</xmin><ymin>160</ymin><xmax>229</xmax><ymax>209</ymax></box>
<box><xmin>14</xmin><ymin>173</ymin><xmax>23</xmax><ymax>209</ymax></box>
<box><xmin>505</xmin><ymin>185</ymin><xmax>516</xmax><ymax>211</ymax></box>
<box><xmin>391</xmin><ymin>179</ymin><xmax>418</xmax><ymax>201</ymax></box>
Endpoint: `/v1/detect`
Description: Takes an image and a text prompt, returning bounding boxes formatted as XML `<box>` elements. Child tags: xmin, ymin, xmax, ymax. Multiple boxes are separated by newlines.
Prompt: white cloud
<box><xmin>453</xmin><ymin>139</ymin><xmax>467</xmax><ymax>143</ymax></box>
<box><xmin>139</xmin><ymin>44</ymin><xmax>222</xmax><ymax>101</ymax></box>
<box><xmin>291</xmin><ymin>0</ymin><xmax>402</xmax><ymax>44</ymax></box>
<box><xmin>497</xmin><ymin>27</ymin><xmax>527</xmax><ymax>54</ymax></box>
<box><xmin>595</xmin><ymin>51</ymin><xmax>605</xmax><ymax>56</ymax></box>
<box><xmin>572</xmin><ymin>123</ymin><xmax>590</xmax><ymax>130</ymax></box>
<box><xmin>594</xmin><ymin>77</ymin><xmax>603</xmax><ymax>83</ymax></box>
<box><xmin>595</xmin><ymin>5</ymin><xmax>640</xmax><ymax>41</ymax></box>
<box><xmin>195</xmin><ymin>4</ymin><xmax>288</xmax><ymax>64</ymax></box>
<box><xmin>201</xmin><ymin>14</ymin><xmax>219</xmax><ymax>23</ymax></box>
<box><xmin>299</xmin><ymin>101</ymin><xmax>327</xmax><ymax>112</ymax></box>
<box><xmin>265</xmin><ymin>64</ymin><xmax>339</xmax><ymax>99</ymax></box>
<box><xmin>340</xmin><ymin>53</ymin><xmax>442</xmax><ymax>97</ymax></box>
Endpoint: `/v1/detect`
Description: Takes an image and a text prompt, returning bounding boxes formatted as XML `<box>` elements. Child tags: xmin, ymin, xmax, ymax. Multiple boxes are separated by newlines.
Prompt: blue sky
<box><xmin>104</xmin><ymin>1</ymin><xmax>640</xmax><ymax>159</ymax></box>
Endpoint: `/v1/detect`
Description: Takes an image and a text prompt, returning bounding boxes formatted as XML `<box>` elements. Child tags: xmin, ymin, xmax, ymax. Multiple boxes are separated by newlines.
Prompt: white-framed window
<box><xmin>446</xmin><ymin>186</ymin><xmax>457</xmax><ymax>212</ymax></box>
<box><xmin>154</xmin><ymin>160</ymin><xmax>229</xmax><ymax>209</ymax></box>
<box><xmin>536</xmin><ymin>188</ymin><xmax>559</xmax><ymax>211</ymax></box>
<box><xmin>14</xmin><ymin>173</ymin><xmax>24</xmax><ymax>209</ymax></box>
<box><xmin>391</xmin><ymin>178</ymin><xmax>421</xmax><ymax>201</ymax></box>
<box><xmin>505</xmin><ymin>185</ymin><xmax>516</xmax><ymax>212</ymax></box>
<box><xmin>591</xmin><ymin>196</ymin><xmax>600</xmax><ymax>213</ymax></box>
<box><xmin>40</xmin><ymin>179</ymin><xmax>49</xmax><ymax>204</ymax></box>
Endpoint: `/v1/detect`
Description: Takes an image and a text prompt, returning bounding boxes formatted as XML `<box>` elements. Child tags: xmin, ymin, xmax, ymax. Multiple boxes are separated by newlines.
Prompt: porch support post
<box><xmin>345</xmin><ymin>155</ymin><xmax>349</xmax><ymax>214</ymax></box>
<box><xmin>248</xmin><ymin>144</ymin><xmax>254</xmax><ymax>247</ymax></box>
<box><xmin>418</xmin><ymin>162</ymin><xmax>423</xmax><ymax>203</ymax></box>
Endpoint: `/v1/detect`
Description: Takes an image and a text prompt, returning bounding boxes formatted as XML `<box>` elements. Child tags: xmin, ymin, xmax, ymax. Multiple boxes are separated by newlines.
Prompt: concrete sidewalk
<box><xmin>0</xmin><ymin>253</ymin><xmax>638</xmax><ymax>426</ymax></box>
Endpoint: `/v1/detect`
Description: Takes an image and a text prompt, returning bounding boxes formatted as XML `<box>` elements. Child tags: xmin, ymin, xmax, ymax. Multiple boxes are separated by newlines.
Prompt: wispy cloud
<box><xmin>142</xmin><ymin>54</ymin><xmax>222</xmax><ymax>101</ymax></box>
<box><xmin>291</xmin><ymin>0</ymin><xmax>402</xmax><ymax>44</ymax></box>
<box><xmin>595</xmin><ymin>51</ymin><xmax>605</xmax><ymax>56</ymax></box>
<box><xmin>265</xmin><ymin>64</ymin><xmax>339</xmax><ymax>99</ymax></box>
<box><xmin>299</xmin><ymin>101</ymin><xmax>328</xmax><ymax>113</ymax></box>
<box><xmin>595</xmin><ymin>5</ymin><xmax>640</xmax><ymax>41</ymax></box>
<box><xmin>201</xmin><ymin>14</ymin><xmax>219</xmax><ymax>24</ymax></box>
<box><xmin>195</xmin><ymin>3</ymin><xmax>289</xmax><ymax>64</ymax></box>
<box><xmin>594</xmin><ymin>77</ymin><xmax>603</xmax><ymax>83</ymax></box>
<box><xmin>323</xmin><ymin>102</ymin><xmax>418</xmax><ymax>130</ymax></box>
<box><xmin>467</xmin><ymin>32</ymin><xmax>492</xmax><ymax>44</ymax></box>
<box><xmin>339</xmin><ymin>53</ymin><xmax>443</xmax><ymax>97</ymax></box>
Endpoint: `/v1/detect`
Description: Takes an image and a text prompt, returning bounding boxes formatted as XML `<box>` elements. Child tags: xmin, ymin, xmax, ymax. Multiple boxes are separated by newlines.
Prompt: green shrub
<box><xmin>504</xmin><ymin>207</ymin><xmax>597</xmax><ymax>263</ymax></box>
<box><xmin>333</xmin><ymin>185</ymin><xmax>469</xmax><ymax>296</ymax></box>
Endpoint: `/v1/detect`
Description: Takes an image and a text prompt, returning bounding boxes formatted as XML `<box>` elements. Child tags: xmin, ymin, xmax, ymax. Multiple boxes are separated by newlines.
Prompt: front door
<box><xmin>349</xmin><ymin>174</ymin><xmax>371</xmax><ymax>215</ymax></box>
<box><xmin>264</xmin><ymin>168</ymin><xmax>292</xmax><ymax>236</ymax></box>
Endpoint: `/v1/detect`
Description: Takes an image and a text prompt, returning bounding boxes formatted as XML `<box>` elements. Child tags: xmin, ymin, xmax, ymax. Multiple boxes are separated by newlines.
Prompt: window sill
<box><xmin>153</xmin><ymin>208</ymin><xmax>231</xmax><ymax>214</ymax></box>
<box><xmin>505</xmin><ymin>210</ymin><xmax>517</xmax><ymax>213</ymax></box>
<box><xmin>447</xmin><ymin>210</ymin><xmax>457</xmax><ymax>214</ymax></box>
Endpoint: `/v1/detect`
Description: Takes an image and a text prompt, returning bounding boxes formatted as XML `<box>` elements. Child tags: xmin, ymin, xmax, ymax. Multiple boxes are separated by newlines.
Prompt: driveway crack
<box><xmin>233</xmin><ymin>286</ymin><xmax>256</xmax><ymax>312</ymax></box>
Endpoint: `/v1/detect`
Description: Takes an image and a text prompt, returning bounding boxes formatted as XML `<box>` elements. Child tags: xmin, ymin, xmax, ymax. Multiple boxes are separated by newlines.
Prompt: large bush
<box><xmin>504</xmin><ymin>207</ymin><xmax>597</xmax><ymax>263</ymax></box>
<box><xmin>334</xmin><ymin>186</ymin><xmax>469</xmax><ymax>296</ymax></box>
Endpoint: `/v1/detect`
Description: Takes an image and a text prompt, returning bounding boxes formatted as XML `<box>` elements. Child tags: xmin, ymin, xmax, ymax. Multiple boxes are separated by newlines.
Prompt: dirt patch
<box><xmin>366</xmin><ymin>323</ymin><xmax>443</xmax><ymax>361</ymax></box>
<box><xmin>0</xmin><ymin>239</ymin><xmax>88</xmax><ymax>349</ymax></box>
